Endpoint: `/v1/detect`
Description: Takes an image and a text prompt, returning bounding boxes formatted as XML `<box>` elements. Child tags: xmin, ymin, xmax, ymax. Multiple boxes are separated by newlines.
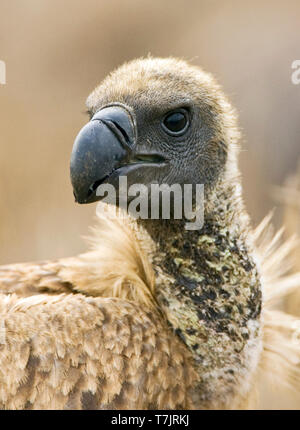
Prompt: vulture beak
<box><xmin>70</xmin><ymin>105</ymin><xmax>136</xmax><ymax>204</ymax></box>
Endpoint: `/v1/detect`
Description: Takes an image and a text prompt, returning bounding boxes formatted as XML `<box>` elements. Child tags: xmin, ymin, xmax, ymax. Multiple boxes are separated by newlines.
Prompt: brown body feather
<box><xmin>0</xmin><ymin>208</ymin><xmax>299</xmax><ymax>409</ymax></box>
<box><xmin>0</xmin><ymin>293</ymin><xmax>198</xmax><ymax>409</ymax></box>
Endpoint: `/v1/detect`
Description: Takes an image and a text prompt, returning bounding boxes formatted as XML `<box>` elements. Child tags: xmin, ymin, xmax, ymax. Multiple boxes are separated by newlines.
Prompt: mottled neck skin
<box><xmin>139</xmin><ymin>179</ymin><xmax>262</xmax><ymax>408</ymax></box>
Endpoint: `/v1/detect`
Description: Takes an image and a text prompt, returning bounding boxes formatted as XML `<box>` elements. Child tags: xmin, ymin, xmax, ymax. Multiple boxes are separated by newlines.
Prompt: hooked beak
<box><xmin>70</xmin><ymin>105</ymin><xmax>167</xmax><ymax>204</ymax></box>
<box><xmin>70</xmin><ymin>105</ymin><xmax>135</xmax><ymax>204</ymax></box>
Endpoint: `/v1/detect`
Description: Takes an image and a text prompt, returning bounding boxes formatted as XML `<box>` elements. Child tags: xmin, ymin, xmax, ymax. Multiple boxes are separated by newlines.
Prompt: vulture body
<box><xmin>0</xmin><ymin>57</ymin><xmax>299</xmax><ymax>409</ymax></box>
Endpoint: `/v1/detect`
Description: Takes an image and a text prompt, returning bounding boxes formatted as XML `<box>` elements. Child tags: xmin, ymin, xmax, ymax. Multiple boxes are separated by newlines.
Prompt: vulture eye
<box><xmin>162</xmin><ymin>109</ymin><xmax>189</xmax><ymax>136</ymax></box>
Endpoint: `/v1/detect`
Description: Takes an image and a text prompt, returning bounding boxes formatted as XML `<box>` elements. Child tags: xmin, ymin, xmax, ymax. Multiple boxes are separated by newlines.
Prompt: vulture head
<box><xmin>70</xmin><ymin>57</ymin><xmax>239</xmax><ymax>214</ymax></box>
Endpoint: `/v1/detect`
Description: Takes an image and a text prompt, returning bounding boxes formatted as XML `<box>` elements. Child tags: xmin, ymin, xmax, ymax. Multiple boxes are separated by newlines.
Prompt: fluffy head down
<box><xmin>86</xmin><ymin>57</ymin><xmax>240</xmax><ymax>190</ymax></box>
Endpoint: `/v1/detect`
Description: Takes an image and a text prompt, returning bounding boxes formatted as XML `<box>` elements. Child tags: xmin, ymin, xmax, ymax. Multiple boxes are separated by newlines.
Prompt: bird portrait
<box><xmin>0</xmin><ymin>57</ymin><xmax>299</xmax><ymax>410</ymax></box>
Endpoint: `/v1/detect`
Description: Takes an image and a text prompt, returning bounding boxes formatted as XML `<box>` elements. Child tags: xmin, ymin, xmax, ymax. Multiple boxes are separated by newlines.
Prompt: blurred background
<box><xmin>0</xmin><ymin>0</ymin><xmax>299</xmax><ymax>408</ymax></box>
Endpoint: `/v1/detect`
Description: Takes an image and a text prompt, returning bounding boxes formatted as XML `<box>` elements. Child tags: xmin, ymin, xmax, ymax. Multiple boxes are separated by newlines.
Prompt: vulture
<box><xmin>0</xmin><ymin>57</ymin><xmax>300</xmax><ymax>410</ymax></box>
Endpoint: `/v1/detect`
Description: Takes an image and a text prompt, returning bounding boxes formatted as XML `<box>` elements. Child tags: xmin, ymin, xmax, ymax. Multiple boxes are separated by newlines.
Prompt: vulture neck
<box><xmin>138</xmin><ymin>179</ymin><xmax>262</xmax><ymax>403</ymax></box>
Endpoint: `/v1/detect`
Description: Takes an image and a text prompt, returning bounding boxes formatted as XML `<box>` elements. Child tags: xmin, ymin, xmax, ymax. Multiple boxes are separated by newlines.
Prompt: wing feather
<box><xmin>0</xmin><ymin>260</ymin><xmax>73</xmax><ymax>297</ymax></box>
<box><xmin>0</xmin><ymin>293</ymin><xmax>197</xmax><ymax>410</ymax></box>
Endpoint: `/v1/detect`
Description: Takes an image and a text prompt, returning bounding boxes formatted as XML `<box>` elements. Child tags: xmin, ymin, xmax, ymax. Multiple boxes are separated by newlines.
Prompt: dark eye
<box><xmin>162</xmin><ymin>109</ymin><xmax>189</xmax><ymax>135</ymax></box>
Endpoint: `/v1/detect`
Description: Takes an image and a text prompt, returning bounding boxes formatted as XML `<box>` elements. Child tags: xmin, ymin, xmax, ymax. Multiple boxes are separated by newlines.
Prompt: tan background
<box><xmin>0</xmin><ymin>0</ymin><xmax>300</xmax><ymax>409</ymax></box>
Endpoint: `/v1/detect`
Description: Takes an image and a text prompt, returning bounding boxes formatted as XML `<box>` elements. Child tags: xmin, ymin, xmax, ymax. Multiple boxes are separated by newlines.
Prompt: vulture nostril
<box><xmin>110</xmin><ymin>120</ymin><xmax>131</xmax><ymax>145</ymax></box>
<box><xmin>101</xmin><ymin>119</ymin><xmax>133</xmax><ymax>150</ymax></box>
